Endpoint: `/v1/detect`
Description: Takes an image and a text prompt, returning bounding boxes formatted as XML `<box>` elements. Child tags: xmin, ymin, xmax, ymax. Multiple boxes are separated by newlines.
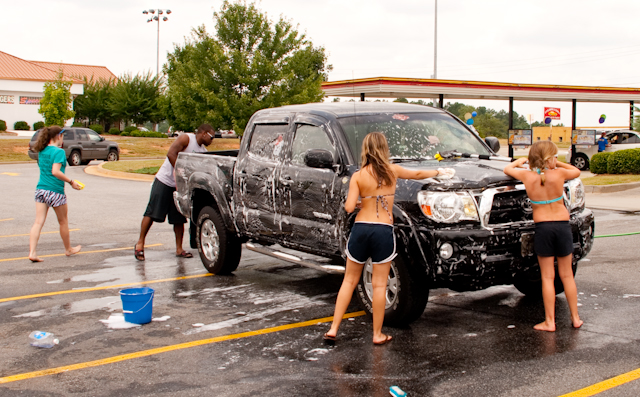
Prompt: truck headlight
<box><xmin>566</xmin><ymin>179</ymin><xmax>585</xmax><ymax>211</ymax></box>
<box><xmin>417</xmin><ymin>191</ymin><xmax>479</xmax><ymax>223</ymax></box>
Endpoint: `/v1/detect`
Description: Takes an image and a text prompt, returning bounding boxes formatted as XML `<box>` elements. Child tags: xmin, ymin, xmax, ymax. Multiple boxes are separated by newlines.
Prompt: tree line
<box><xmin>69</xmin><ymin>1</ymin><xmax>329</xmax><ymax>135</ymax></box>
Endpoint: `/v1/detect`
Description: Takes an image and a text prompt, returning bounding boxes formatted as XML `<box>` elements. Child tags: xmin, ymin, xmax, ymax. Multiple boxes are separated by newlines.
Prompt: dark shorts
<box><xmin>143</xmin><ymin>179</ymin><xmax>186</xmax><ymax>224</ymax></box>
<box><xmin>534</xmin><ymin>221</ymin><xmax>573</xmax><ymax>257</ymax></box>
<box><xmin>346</xmin><ymin>222</ymin><xmax>397</xmax><ymax>264</ymax></box>
<box><xmin>34</xmin><ymin>189</ymin><xmax>67</xmax><ymax>207</ymax></box>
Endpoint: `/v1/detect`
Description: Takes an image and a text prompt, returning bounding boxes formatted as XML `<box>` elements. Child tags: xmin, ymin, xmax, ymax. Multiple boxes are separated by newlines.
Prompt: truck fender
<box><xmin>188</xmin><ymin>171</ymin><xmax>237</xmax><ymax>234</ymax></box>
<box><xmin>392</xmin><ymin>206</ymin><xmax>434</xmax><ymax>279</ymax></box>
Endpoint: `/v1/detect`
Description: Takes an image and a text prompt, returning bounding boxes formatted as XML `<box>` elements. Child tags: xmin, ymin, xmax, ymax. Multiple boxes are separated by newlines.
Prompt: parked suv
<box><xmin>28</xmin><ymin>127</ymin><xmax>120</xmax><ymax>166</ymax></box>
<box><xmin>569</xmin><ymin>129</ymin><xmax>640</xmax><ymax>170</ymax></box>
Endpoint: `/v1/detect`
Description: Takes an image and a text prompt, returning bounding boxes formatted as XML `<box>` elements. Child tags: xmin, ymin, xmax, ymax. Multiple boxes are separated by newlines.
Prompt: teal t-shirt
<box><xmin>36</xmin><ymin>145</ymin><xmax>67</xmax><ymax>194</ymax></box>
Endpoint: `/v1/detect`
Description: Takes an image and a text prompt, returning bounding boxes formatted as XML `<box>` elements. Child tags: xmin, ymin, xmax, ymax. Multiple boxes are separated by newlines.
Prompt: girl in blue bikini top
<box><xmin>503</xmin><ymin>141</ymin><xmax>581</xmax><ymax>223</ymax></box>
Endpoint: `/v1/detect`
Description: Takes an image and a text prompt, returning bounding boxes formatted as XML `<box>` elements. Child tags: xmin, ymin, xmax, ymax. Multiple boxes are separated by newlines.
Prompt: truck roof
<box><xmin>254</xmin><ymin>102</ymin><xmax>445</xmax><ymax>119</ymax></box>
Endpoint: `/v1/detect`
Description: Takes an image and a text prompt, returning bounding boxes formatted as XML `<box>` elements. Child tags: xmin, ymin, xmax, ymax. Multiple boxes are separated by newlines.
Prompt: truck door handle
<box><xmin>279</xmin><ymin>176</ymin><xmax>293</xmax><ymax>185</ymax></box>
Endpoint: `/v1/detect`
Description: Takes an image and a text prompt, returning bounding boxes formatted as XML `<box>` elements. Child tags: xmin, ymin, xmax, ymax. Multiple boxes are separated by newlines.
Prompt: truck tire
<box><xmin>513</xmin><ymin>261</ymin><xmax>577</xmax><ymax>299</ymax></box>
<box><xmin>196</xmin><ymin>206</ymin><xmax>242</xmax><ymax>274</ymax></box>
<box><xmin>356</xmin><ymin>253</ymin><xmax>429</xmax><ymax>327</ymax></box>
<box><xmin>68</xmin><ymin>150</ymin><xmax>82</xmax><ymax>166</ymax></box>
<box><xmin>571</xmin><ymin>154</ymin><xmax>589</xmax><ymax>171</ymax></box>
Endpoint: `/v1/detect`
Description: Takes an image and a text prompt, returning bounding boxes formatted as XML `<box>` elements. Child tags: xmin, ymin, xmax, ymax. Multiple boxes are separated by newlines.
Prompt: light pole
<box><xmin>142</xmin><ymin>9</ymin><xmax>171</xmax><ymax>76</ymax></box>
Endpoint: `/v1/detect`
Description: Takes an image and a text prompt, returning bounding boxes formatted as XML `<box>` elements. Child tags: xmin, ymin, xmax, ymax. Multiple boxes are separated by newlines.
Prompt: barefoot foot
<box><xmin>533</xmin><ymin>321</ymin><xmax>556</xmax><ymax>332</ymax></box>
<box><xmin>572</xmin><ymin>319</ymin><xmax>584</xmax><ymax>329</ymax></box>
<box><xmin>28</xmin><ymin>256</ymin><xmax>43</xmax><ymax>263</ymax></box>
<box><xmin>66</xmin><ymin>245</ymin><xmax>81</xmax><ymax>256</ymax></box>
<box><xmin>373</xmin><ymin>334</ymin><xmax>393</xmax><ymax>345</ymax></box>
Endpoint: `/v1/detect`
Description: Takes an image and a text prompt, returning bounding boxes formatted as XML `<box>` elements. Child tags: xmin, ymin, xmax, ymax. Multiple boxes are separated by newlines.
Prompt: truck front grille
<box><xmin>488</xmin><ymin>190</ymin><xmax>532</xmax><ymax>225</ymax></box>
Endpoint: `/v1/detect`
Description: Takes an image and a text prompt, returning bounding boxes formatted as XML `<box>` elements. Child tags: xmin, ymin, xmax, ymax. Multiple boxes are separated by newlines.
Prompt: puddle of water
<box><xmin>13</xmin><ymin>296</ymin><xmax>121</xmax><ymax>318</ymax></box>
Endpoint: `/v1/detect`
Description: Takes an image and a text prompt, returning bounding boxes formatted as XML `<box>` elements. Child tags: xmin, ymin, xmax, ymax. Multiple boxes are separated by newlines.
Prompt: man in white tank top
<box><xmin>134</xmin><ymin>124</ymin><xmax>215</xmax><ymax>261</ymax></box>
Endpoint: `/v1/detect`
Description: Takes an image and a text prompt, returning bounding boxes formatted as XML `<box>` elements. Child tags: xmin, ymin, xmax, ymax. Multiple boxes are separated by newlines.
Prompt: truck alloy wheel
<box><xmin>356</xmin><ymin>253</ymin><xmax>429</xmax><ymax>326</ymax></box>
<box><xmin>195</xmin><ymin>206</ymin><xmax>241</xmax><ymax>274</ymax></box>
<box><xmin>107</xmin><ymin>150</ymin><xmax>119</xmax><ymax>162</ymax></box>
<box><xmin>361</xmin><ymin>260</ymin><xmax>399</xmax><ymax>310</ymax></box>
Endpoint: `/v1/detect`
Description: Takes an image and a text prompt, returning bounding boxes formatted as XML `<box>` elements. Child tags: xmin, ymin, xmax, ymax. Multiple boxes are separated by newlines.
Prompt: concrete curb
<box><xmin>584</xmin><ymin>182</ymin><xmax>640</xmax><ymax>193</ymax></box>
<box><xmin>85</xmin><ymin>162</ymin><xmax>155</xmax><ymax>182</ymax></box>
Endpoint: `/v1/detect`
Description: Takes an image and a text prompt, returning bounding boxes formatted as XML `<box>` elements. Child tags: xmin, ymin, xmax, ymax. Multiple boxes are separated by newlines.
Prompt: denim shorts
<box><xmin>346</xmin><ymin>222</ymin><xmax>397</xmax><ymax>264</ymax></box>
<box><xmin>534</xmin><ymin>221</ymin><xmax>573</xmax><ymax>257</ymax></box>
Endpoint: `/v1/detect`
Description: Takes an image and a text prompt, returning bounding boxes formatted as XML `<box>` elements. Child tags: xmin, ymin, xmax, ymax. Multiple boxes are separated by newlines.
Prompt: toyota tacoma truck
<box><xmin>173</xmin><ymin>102</ymin><xmax>595</xmax><ymax>326</ymax></box>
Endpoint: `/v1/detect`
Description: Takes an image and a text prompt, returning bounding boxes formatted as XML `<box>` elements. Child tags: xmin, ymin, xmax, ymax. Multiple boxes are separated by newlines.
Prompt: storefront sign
<box><xmin>508</xmin><ymin>129</ymin><xmax>533</xmax><ymax>147</ymax></box>
<box><xmin>544</xmin><ymin>107</ymin><xmax>561</xmax><ymax>120</ymax></box>
<box><xmin>20</xmin><ymin>96</ymin><xmax>41</xmax><ymax>105</ymax></box>
<box><xmin>572</xmin><ymin>129</ymin><xmax>596</xmax><ymax>146</ymax></box>
<box><xmin>0</xmin><ymin>95</ymin><xmax>15</xmax><ymax>104</ymax></box>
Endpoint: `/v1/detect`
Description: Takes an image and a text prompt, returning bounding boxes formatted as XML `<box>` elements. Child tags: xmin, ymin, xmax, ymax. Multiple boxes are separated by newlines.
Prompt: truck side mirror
<box><xmin>485</xmin><ymin>136</ymin><xmax>500</xmax><ymax>153</ymax></box>
<box><xmin>304</xmin><ymin>149</ymin><xmax>335</xmax><ymax>169</ymax></box>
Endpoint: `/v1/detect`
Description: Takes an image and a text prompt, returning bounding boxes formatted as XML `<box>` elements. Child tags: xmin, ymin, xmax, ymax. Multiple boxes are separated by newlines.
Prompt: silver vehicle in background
<box><xmin>568</xmin><ymin>129</ymin><xmax>640</xmax><ymax>170</ymax></box>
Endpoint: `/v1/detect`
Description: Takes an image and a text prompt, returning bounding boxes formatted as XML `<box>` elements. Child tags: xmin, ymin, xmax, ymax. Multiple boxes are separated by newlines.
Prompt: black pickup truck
<box><xmin>173</xmin><ymin>102</ymin><xmax>595</xmax><ymax>326</ymax></box>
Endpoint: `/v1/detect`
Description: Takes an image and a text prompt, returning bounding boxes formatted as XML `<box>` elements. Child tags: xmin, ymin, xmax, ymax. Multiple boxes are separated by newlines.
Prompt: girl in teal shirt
<box><xmin>29</xmin><ymin>126</ymin><xmax>82</xmax><ymax>262</ymax></box>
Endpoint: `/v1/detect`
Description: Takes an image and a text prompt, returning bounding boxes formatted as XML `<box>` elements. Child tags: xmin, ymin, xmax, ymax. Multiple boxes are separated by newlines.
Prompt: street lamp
<box><xmin>142</xmin><ymin>9</ymin><xmax>171</xmax><ymax>76</ymax></box>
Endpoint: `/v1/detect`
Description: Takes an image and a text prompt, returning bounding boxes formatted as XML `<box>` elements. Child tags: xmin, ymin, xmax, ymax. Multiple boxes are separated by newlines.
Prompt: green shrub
<box><xmin>89</xmin><ymin>124</ymin><xmax>104</xmax><ymax>134</ymax></box>
<box><xmin>14</xmin><ymin>121</ymin><xmax>30</xmax><ymax>130</ymax></box>
<box><xmin>108</xmin><ymin>127</ymin><xmax>121</xmax><ymax>135</ymax></box>
<box><xmin>33</xmin><ymin>121</ymin><xmax>45</xmax><ymax>130</ymax></box>
<box><xmin>72</xmin><ymin>122</ymin><xmax>83</xmax><ymax>127</ymax></box>
<box><xmin>607</xmin><ymin>149</ymin><xmax>640</xmax><ymax>174</ymax></box>
<box><xmin>0</xmin><ymin>120</ymin><xmax>6</xmax><ymax>131</ymax></box>
<box><xmin>120</xmin><ymin>131</ymin><xmax>131</xmax><ymax>136</ymax></box>
<box><xmin>124</xmin><ymin>126</ymin><xmax>138</xmax><ymax>133</ymax></box>
<box><xmin>590</xmin><ymin>152</ymin><xmax>611</xmax><ymax>174</ymax></box>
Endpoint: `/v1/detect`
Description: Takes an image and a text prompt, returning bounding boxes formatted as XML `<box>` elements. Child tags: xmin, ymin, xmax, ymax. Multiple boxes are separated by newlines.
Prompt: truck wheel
<box><xmin>356</xmin><ymin>254</ymin><xmax>429</xmax><ymax>327</ymax></box>
<box><xmin>196</xmin><ymin>206</ymin><xmax>242</xmax><ymax>274</ymax></box>
<box><xmin>68</xmin><ymin>151</ymin><xmax>82</xmax><ymax>166</ymax></box>
<box><xmin>572</xmin><ymin>154</ymin><xmax>589</xmax><ymax>171</ymax></box>
<box><xmin>513</xmin><ymin>261</ymin><xmax>577</xmax><ymax>299</ymax></box>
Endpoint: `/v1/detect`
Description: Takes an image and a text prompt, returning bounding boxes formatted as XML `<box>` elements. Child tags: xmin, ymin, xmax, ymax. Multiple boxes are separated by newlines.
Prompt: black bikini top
<box><xmin>361</xmin><ymin>179</ymin><xmax>394</xmax><ymax>221</ymax></box>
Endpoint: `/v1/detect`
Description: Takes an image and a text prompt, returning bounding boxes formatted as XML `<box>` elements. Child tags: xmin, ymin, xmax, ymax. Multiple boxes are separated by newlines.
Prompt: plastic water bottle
<box><xmin>29</xmin><ymin>331</ymin><xmax>59</xmax><ymax>348</ymax></box>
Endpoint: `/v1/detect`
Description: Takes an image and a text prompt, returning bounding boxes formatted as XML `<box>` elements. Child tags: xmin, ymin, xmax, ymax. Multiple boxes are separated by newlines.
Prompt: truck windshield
<box><xmin>338</xmin><ymin>112</ymin><xmax>491</xmax><ymax>164</ymax></box>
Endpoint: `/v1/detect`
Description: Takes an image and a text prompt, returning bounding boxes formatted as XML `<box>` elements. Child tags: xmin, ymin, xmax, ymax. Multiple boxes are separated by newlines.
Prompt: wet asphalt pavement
<box><xmin>1</xmin><ymin>162</ymin><xmax>640</xmax><ymax>396</ymax></box>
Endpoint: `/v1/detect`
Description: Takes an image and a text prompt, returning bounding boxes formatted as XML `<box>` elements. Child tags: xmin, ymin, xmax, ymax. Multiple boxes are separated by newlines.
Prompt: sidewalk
<box><xmin>586</xmin><ymin>186</ymin><xmax>640</xmax><ymax>212</ymax></box>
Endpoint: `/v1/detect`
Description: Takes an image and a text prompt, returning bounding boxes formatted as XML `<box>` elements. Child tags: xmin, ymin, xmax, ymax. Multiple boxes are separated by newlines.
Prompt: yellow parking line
<box><xmin>0</xmin><ymin>243</ymin><xmax>162</xmax><ymax>263</ymax></box>
<box><xmin>0</xmin><ymin>272</ymin><xmax>213</xmax><ymax>303</ymax></box>
<box><xmin>560</xmin><ymin>367</ymin><xmax>640</xmax><ymax>397</ymax></box>
<box><xmin>0</xmin><ymin>229</ymin><xmax>80</xmax><ymax>238</ymax></box>
<box><xmin>0</xmin><ymin>218</ymin><xmax>14</xmax><ymax>222</ymax></box>
<box><xmin>0</xmin><ymin>311</ymin><xmax>367</xmax><ymax>384</ymax></box>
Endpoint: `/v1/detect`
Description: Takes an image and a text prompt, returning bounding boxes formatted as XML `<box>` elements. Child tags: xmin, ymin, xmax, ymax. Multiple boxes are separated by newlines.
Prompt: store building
<box><xmin>0</xmin><ymin>50</ymin><xmax>116</xmax><ymax>130</ymax></box>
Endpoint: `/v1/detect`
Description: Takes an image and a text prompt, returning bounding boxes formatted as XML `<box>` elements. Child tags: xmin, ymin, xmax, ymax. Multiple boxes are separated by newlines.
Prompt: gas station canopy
<box><xmin>321</xmin><ymin>77</ymin><xmax>640</xmax><ymax>103</ymax></box>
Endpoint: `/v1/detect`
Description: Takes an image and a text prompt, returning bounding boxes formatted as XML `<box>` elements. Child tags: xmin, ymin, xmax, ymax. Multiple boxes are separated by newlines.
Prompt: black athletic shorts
<box><xmin>143</xmin><ymin>179</ymin><xmax>186</xmax><ymax>224</ymax></box>
<box><xmin>346</xmin><ymin>222</ymin><xmax>397</xmax><ymax>264</ymax></box>
<box><xmin>534</xmin><ymin>221</ymin><xmax>573</xmax><ymax>257</ymax></box>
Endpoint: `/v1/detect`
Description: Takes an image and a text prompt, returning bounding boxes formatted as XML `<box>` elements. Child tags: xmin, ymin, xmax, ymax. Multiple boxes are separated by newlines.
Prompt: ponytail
<box><xmin>33</xmin><ymin>126</ymin><xmax>63</xmax><ymax>152</ymax></box>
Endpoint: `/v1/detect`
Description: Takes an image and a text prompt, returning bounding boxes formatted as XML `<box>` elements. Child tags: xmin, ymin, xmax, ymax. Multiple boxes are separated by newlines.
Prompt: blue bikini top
<box><xmin>529</xmin><ymin>166</ymin><xmax>563</xmax><ymax>204</ymax></box>
<box><xmin>530</xmin><ymin>196</ymin><xmax>564</xmax><ymax>205</ymax></box>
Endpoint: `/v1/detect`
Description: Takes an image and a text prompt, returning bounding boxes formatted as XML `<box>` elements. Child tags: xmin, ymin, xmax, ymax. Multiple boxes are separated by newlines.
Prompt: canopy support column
<box><xmin>571</xmin><ymin>99</ymin><xmax>577</xmax><ymax>166</ymax></box>
<box><xmin>631</xmin><ymin>101</ymin><xmax>635</xmax><ymax>129</ymax></box>
<box><xmin>360</xmin><ymin>93</ymin><xmax>365</xmax><ymax>102</ymax></box>
<box><xmin>438</xmin><ymin>94</ymin><xmax>444</xmax><ymax>108</ymax></box>
<box><xmin>508</xmin><ymin>97</ymin><xmax>514</xmax><ymax>158</ymax></box>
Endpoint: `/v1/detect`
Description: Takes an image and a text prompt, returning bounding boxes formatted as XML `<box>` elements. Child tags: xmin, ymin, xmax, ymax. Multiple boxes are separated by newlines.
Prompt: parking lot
<box><xmin>1</xmin><ymin>162</ymin><xmax>640</xmax><ymax>396</ymax></box>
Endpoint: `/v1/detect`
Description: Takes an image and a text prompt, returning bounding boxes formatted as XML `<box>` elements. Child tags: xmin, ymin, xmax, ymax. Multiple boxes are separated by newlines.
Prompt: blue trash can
<box><xmin>119</xmin><ymin>287</ymin><xmax>154</xmax><ymax>324</ymax></box>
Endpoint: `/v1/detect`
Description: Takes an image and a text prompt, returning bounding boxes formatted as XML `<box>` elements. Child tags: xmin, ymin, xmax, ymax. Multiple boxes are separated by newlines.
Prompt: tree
<box><xmin>165</xmin><ymin>0</ymin><xmax>331</xmax><ymax>134</ymax></box>
<box><xmin>73</xmin><ymin>77</ymin><xmax>116</xmax><ymax>129</ymax></box>
<box><xmin>109</xmin><ymin>72</ymin><xmax>164</xmax><ymax>127</ymax></box>
<box><xmin>39</xmin><ymin>70</ymin><xmax>75</xmax><ymax>127</ymax></box>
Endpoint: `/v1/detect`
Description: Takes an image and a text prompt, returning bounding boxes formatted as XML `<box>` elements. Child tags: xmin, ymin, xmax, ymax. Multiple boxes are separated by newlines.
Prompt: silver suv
<box><xmin>28</xmin><ymin>128</ymin><xmax>120</xmax><ymax>166</ymax></box>
<box><xmin>568</xmin><ymin>129</ymin><xmax>640</xmax><ymax>170</ymax></box>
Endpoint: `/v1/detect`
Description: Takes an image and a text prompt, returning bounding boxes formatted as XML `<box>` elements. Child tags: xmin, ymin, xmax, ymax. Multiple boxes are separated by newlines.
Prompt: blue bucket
<box><xmin>119</xmin><ymin>287</ymin><xmax>154</xmax><ymax>324</ymax></box>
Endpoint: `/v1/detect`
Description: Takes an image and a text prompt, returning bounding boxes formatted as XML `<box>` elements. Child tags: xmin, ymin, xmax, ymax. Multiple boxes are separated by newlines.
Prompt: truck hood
<box><xmin>395</xmin><ymin>158</ymin><xmax>515</xmax><ymax>191</ymax></box>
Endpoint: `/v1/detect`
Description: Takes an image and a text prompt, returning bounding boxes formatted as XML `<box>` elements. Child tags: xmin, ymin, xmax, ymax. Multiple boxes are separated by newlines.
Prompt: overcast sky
<box><xmin>4</xmin><ymin>0</ymin><xmax>640</xmax><ymax>127</ymax></box>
